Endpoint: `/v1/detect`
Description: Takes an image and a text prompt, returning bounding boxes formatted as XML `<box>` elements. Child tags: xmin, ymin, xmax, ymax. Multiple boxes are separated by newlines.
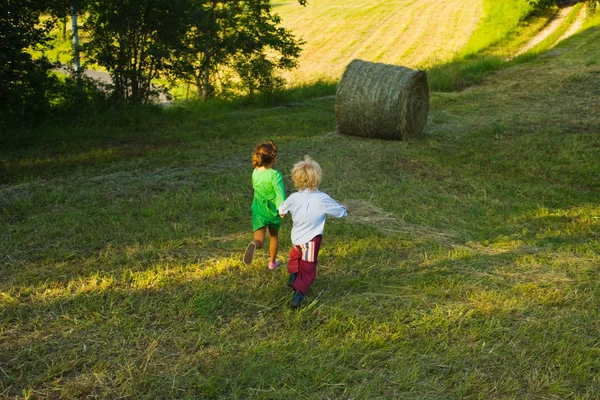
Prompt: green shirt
<box><xmin>251</xmin><ymin>168</ymin><xmax>286</xmax><ymax>231</ymax></box>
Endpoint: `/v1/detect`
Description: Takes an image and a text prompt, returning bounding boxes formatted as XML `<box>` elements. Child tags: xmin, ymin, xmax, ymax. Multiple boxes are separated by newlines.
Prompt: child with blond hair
<box><xmin>278</xmin><ymin>155</ymin><xmax>347</xmax><ymax>309</ymax></box>
<box><xmin>243</xmin><ymin>140</ymin><xmax>286</xmax><ymax>269</ymax></box>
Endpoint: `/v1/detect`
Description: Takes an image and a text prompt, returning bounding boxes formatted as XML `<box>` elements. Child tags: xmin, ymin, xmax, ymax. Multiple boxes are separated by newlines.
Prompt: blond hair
<box><xmin>292</xmin><ymin>155</ymin><xmax>322</xmax><ymax>190</ymax></box>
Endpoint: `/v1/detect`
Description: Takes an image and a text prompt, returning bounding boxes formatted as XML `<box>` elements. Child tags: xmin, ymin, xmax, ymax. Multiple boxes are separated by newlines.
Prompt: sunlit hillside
<box><xmin>274</xmin><ymin>0</ymin><xmax>483</xmax><ymax>83</ymax></box>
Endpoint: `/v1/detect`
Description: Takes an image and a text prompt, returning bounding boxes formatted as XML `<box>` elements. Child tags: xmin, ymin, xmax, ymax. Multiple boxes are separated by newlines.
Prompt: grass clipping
<box><xmin>344</xmin><ymin>199</ymin><xmax>454</xmax><ymax>244</ymax></box>
<box><xmin>335</xmin><ymin>59</ymin><xmax>430</xmax><ymax>140</ymax></box>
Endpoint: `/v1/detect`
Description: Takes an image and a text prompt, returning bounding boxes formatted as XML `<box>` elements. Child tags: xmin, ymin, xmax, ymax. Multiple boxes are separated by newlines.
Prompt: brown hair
<box><xmin>292</xmin><ymin>155</ymin><xmax>322</xmax><ymax>190</ymax></box>
<box><xmin>252</xmin><ymin>140</ymin><xmax>278</xmax><ymax>168</ymax></box>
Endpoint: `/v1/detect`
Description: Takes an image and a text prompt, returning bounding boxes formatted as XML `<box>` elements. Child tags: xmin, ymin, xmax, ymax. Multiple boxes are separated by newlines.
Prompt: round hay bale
<box><xmin>335</xmin><ymin>59</ymin><xmax>429</xmax><ymax>140</ymax></box>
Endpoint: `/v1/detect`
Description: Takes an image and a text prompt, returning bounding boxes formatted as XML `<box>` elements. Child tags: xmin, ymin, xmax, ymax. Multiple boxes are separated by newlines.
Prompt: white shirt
<box><xmin>279</xmin><ymin>189</ymin><xmax>347</xmax><ymax>245</ymax></box>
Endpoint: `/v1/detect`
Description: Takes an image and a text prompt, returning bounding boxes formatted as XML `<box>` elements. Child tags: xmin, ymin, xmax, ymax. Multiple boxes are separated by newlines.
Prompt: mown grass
<box><xmin>274</xmin><ymin>0</ymin><xmax>482</xmax><ymax>82</ymax></box>
<box><xmin>273</xmin><ymin>0</ymin><xmax>546</xmax><ymax>91</ymax></box>
<box><xmin>2</xmin><ymin>16</ymin><xmax>600</xmax><ymax>399</ymax></box>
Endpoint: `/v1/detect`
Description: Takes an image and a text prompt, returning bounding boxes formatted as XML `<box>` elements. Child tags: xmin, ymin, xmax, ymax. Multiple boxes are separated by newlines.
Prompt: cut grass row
<box><xmin>274</xmin><ymin>0</ymin><xmax>482</xmax><ymax>82</ymax></box>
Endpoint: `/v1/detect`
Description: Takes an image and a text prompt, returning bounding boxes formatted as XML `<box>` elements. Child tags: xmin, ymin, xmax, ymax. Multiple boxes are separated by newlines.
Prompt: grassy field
<box><xmin>274</xmin><ymin>0</ymin><xmax>540</xmax><ymax>84</ymax></box>
<box><xmin>3</xmin><ymin>4</ymin><xmax>600</xmax><ymax>400</ymax></box>
<box><xmin>274</xmin><ymin>0</ymin><xmax>484</xmax><ymax>83</ymax></box>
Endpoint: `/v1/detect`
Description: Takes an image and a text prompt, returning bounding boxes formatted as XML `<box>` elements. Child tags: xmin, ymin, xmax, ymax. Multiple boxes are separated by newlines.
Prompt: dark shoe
<box><xmin>290</xmin><ymin>291</ymin><xmax>304</xmax><ymax>309</ymax></box>
<box><xmin>287</xmin><ymin>273</ymin><xmax>298</xmax><ymax>288</ymax></box>
<box><xmin>243</xmin><ymin>241</ymin><xmax>256</xmax><ymax>265</ymax></box>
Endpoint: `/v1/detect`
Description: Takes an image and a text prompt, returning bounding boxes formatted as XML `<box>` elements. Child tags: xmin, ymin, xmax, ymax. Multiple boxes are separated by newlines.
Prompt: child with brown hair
<box><xmin>278</xmin><ymin>155</ymin><xmax>347</xmax><ymax>309</ymax></box>
<box><xmin>243</xmin><ymin>140</ymin><xmax>286</xmax><ymax>270</ymax></box>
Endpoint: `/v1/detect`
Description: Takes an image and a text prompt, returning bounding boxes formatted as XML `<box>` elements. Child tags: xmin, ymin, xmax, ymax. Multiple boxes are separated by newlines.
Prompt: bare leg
<box><xmin>268</xmin><ymin>226</ymin><xmax>279</xmax><ymax>263</ymax></box>
<box><xmin>244</xmin><ymin>227</ymin><xmax>266</xmax><ymax>265</ymax></box>
<box><xmin>253</xmin><ymin>227</ymin><xmax>266</xmax><ymax>249</ymax></box>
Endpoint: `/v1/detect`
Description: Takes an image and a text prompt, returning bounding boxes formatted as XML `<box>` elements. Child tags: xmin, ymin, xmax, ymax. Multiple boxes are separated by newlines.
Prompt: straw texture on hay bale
<box><xmin>335</xmin><ymin>59</ymin><xmax>429</xmax><ymax>140</ymax></box>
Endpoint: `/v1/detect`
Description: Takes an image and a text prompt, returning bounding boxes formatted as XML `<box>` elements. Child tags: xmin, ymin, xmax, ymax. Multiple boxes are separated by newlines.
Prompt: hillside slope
<box><xmin>275</xmin><ymin>0</ymin><xmax>483</xmax><ymax>82</ymax></box>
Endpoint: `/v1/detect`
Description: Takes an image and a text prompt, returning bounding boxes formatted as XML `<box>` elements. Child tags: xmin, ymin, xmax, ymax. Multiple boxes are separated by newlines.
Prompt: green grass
<box><xmin>426</xmin><ymin>2</ymin><xmax>591</xmax><ymax>92</ymax></box>
<box><xmin>461</xmin><ymin>0</ymin><xmax>534</xmax><ymax>56</ymax></box>
<box><xmin>2</xmin><ymin>17</ymin><xmax>600</xmax><ymax>398</ymax></box>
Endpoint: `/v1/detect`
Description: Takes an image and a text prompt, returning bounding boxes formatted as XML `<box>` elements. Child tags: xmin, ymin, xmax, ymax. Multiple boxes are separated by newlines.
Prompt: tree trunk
<box><xmin>196</xmin><ymin>73</ymin><xmax>209</xmax><ymax>101</ymax></box>
<box><xmin>196</xmin><ymin>53</ymin><xmax>212</xmax><ymax>101</ymax></box>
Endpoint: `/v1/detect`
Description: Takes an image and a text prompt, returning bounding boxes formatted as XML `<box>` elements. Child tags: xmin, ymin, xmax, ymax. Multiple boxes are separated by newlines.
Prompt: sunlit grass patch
<box><xmin>462</xmin><ymin>0</ymin><xmax>534</xmax><ymax>56</ymax></box>
<box><xmin>275</xmin><ymin>0</ymin><xmax>482</xmax><ymax>82</ymax></box>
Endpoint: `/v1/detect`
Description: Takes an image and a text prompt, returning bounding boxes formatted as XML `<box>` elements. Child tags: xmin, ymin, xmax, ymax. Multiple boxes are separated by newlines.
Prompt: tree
<box><xmin>82</xmin><ymin>0</ymin><xmax>188</xmax><ymax>103</ymax></box>
<box><xmin>527</xmin><ymin>0</ymin><xmax>557</xmax><ymax>9</ymax></box>
<box><xmin>527</xmin><ymin>1</ymin><xmax>599</xmax><ymax>17</ymax></box>
<box><xmin>233</xmin><ymin>0</ymin><xmax>304</xmax><ymax>98</ymax></box>
<box><xmin>169</xmin><ymin>0</ymin><xmax>238</xmax><ymax>100</ymax></box>
<box><xmin>0</xmin><ymin>0</ymin><xmax>57</xmax><ymax>116</ymax></box>
<box><xmin>5</xmin><ymin>0</ymin><xmax>308</xmax><ymax>107</ymax></box>
<box><xmin>170</xmin><ymin>0</ymin><xmax>306</xmax><ymax>100</ymax></box>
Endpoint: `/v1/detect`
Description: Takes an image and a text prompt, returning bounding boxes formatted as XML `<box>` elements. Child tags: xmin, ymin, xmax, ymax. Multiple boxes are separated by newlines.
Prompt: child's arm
<box><xmin>278</xmin><ymin>195</ymin><xmax>291</xmax><ymax>219</ymax></box>
<box><xmin>272</xmin><ymin>171</ymin><xmax>286</xmax><ymax>209</ymax></box>
<box><xmin>322</xmin><ymin>194</ymin><xmax>347</xmax><ymax>218</ymax></box>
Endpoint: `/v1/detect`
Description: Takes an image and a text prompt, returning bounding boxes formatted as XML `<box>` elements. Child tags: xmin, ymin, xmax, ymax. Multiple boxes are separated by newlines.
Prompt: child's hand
<box><xmin>279</xmin><ymin>213</ymin><xmax>286</xmax><ymax>218</ymax></box>
<box><xmin>342</xmin><ymin>204</ymin><xmax>349</xmax><ymax>215</ymax></box>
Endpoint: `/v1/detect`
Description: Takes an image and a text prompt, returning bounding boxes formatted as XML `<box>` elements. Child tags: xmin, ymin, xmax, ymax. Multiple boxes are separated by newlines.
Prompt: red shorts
<box><xmin>287</xmin><ymin>235</ymin><xmax>322</xmax><ymax>296</ymax></box>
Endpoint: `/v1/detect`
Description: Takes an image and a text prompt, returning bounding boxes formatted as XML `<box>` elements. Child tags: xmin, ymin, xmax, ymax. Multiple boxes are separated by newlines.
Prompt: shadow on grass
<box><xmin>0</xmin><ymin>80</ymin><xmax>337</xmax><ymax>151</ymax></box>
<box><xmin>428</xmin><ymin>54</ymin><xmax>531</xmax><ymax>92</ymax></box>
<box><xmin>0</xmin><ymin>80</ymin><xmax>337</xmax><ymax>185</ymax></box>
